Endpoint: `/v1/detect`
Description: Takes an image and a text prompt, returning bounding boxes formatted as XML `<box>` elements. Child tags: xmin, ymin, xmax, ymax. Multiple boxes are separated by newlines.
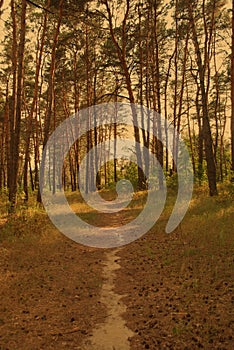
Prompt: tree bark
<box><xmin>231</xmin><ymin>0</ymin><xmax>234</xmax><ymax>175</ymax></box>
<box><xmin>23</xmin><ymin>0</ymin><xmax>49</xmax><ymax>201</ymax></box>
<box><xmin>9</xmin><ymin>0</ymin><xmax>27</xmax><ymax>210</ymax></box>
<box><xmin>37</xmin><ymin>0</ymin><xmax>64</xmax><ymax>202</ymax></box>
<box><xmin>104</xmin><ymin>0</ymin><xmax>146</xmax><ymax>190</ymax></box>
<box><xmin>188</xmin><ymin>2</ymin><xmax>218</xmax><ymax>196</ymax></box>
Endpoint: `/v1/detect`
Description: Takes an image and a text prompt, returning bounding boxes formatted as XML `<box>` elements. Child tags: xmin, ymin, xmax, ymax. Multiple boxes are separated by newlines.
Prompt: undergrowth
<box><xmin>0</xmin><ymin>182</ymin><xmax>233</xmax><ymax>244</ymax></box>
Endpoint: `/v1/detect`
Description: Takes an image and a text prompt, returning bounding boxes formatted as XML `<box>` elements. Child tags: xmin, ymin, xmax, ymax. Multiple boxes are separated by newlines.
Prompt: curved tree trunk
<box><xmin>104</xmin><ymin>0</ymin><xmax>146</xmax><ymax>190</ymax></box>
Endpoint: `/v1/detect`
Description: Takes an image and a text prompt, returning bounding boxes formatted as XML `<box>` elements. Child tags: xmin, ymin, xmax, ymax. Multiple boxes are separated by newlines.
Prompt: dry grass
<box><xmin>0</xmin><ymin>183</ymin><xmax>233</xmax><ymax>349</ymax></box>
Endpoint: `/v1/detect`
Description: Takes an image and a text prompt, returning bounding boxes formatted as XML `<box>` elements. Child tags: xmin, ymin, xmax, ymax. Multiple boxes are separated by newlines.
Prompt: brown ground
<box><xmin>115</xmin><ymin>228</ymin><xmax>234</xmax><ymax>349</ymax></box>
<box><xmin>0</xmin><ymin>216</ymin><xmax>106</xmax><ymax>350</ymax></box>
<box><xmin>0</xmin><ymin>188</ymin><xmax>233</xmax><ymax>349</ymax></box>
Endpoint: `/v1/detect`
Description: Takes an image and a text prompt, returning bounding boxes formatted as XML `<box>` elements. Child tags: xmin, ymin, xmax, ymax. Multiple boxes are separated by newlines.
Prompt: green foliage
<box><xmin>124</xmin><ymin>162</ymin><xmax>138</xmax><ymax>190</ymax></box>
<box><xmin>166</xmin><ymin>173</ymin><xmax>178</xmax><ymax>191</ymax></box>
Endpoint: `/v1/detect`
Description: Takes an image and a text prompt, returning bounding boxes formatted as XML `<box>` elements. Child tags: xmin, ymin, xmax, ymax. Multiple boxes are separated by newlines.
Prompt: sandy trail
<box><xmin>82</xmin><ymin>248</ymin><xmax>133</xmax><ymax>350</ymax></box>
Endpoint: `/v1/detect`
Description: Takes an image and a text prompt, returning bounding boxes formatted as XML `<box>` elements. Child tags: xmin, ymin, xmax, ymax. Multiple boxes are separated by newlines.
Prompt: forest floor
<box><xmin>0</xmin><ymin>183</ymin><xmax>233</xmax><ymax>349</ymax></box>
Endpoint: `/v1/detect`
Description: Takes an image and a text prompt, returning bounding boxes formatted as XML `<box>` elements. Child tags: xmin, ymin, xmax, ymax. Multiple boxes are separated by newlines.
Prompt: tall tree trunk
<box><xmin>152</xmin><ymin>1</ymin><xmax>163</xmax><ymax>189</ymax></box>
<box><xmin>175</xmin><ymin>30</ymin><xmax>189</xmax><ymax>164</ymax></box>
<box><xmin>172</xmin><ymin>0</ymin><xmax>179</xmax><ymax>173</ymax></box>
<box><xmin>9</xmin><ymin>0</ymin><xmax>27</xmax><ymax>210</ymax></box>
<box><xmin>186</xmin><ymin>79</ymin><xmax>196</xmax><ymax>175</ymax></box>
<box><xmin>23</xmin><ymin>1</ymin><xmax>49</xmax><ymax>201</ymax></box>
<box><xmin>37</xmin><ymin>0</ymin><xmax>64</xmax><ymax>202</ymax></box>
<box><xmin>188</xmin><ymin>3</ymin><xmax>218</xmax><ymax>196</ymax></box>
<box><xmin>0</xmin><ymin>78</ymin><xmax>10</xmax><ymax>190</ymax></box>
<box><xmin>231</xmin><ymin>0</ymin><xmax>234</xmax><ymax>175</ymax></box>
<box><xmin>138</xmin><ymin>4</ymin><xmax>150</xmax><ymax>180</ymax></box>
<box><xmin>164</xmin><ymin>50</ymin><xmax>174</xmax><ymax>174</ymax></box>
<box><xmin>104</xmin><ymin>0</ymin><xmax>146</xmax><ymax>190</ymax></box>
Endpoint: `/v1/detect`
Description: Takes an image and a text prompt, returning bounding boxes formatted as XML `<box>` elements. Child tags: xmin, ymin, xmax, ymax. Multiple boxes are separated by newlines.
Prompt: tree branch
<box><xmin>26</xmin><ymin>0</ymin><xmax>54</xmax><ymax>14</ymax></box>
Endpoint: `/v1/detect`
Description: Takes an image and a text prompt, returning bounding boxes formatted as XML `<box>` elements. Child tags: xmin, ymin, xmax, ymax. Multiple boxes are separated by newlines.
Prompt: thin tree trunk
<box><xmin>9</xmin><ymin>0</ymin><xmax>27</xmax><ymax>210</ymax></box>
<box><xmin>164</xmin><ymin>51</ymin><xmax>174</xmax><ymax>174</ymax></box>
<box><xmin>0</xmin><ymin>78</ymin><xmax>10</xmax><ymax>190</ymax></box>
<box><xmin>172</xmin><ymin>0</ymin><xmax>179</xmax><ymax>173</ymax></box>
<box><xmin>188</xmin><ymin>3</ymin><xmax>218</xmax><ymax>196</ymax></box>
<box><xmin>153</xmin><ymin>2</ymin><xmax>163</xmax><ymax>189</ymax></box>
<box><xmin>104</xmin><ymin>0</ymin><xmax>146</xmax><ymax>190</ymax></box>
<box><xmin>186</xmin><ymin>79</ymin><xmax>196</xmax><ymax>175</ymax></box>
<box><xmin>23</xmin><ymin>1</ymin><xmax>49</xmax><ymax>201</ymax></box>
<box><xmin>175</xmin><ymin>30</ymin><xmax>189</xmax><ymax>165</ymax></box>
<box><xmin>37</xmin><ymin>0</ymin><xmax>64</xmax><ymax>202</ymax></box>
<box><xmin>231</xmin><ymin>0</ymin><xmax>234</xmax><ymax>175</ymax></box>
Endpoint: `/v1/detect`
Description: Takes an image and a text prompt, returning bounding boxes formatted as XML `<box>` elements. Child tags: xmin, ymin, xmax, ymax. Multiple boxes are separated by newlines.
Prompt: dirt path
<box><xmin>81</xmin><ymin>248</ymin><xmax>134</xmax><ymax>350</ymax></box>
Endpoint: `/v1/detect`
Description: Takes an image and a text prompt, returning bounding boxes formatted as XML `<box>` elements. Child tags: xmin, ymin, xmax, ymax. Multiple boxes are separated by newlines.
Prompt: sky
<box><xmin>0</xmin><ymin>0</ymin><xmax>10</xmax><ymax>37</ymax></box>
